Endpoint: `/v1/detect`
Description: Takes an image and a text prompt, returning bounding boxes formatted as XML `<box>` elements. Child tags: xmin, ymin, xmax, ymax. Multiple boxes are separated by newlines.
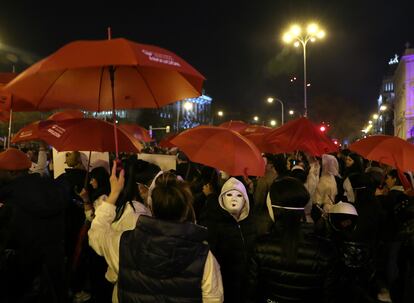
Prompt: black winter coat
<box><xmin>247</xmin><ymin>223</ymin><xmax>336</xmax><ymax>303</ymax></box>
<box><xmin>0</xmin><ymin>173</ymin><xmax>66</xmax><ymax>303</ymax></box>
<box><xmin>118</xmin><ymin>215</ymin><xmax>209</xmax><ymax>303</ymax></box>
<box><xmin>201</xmin><ymin>201</ymin><xmax>257</xmax><ymax>303</ymax></box>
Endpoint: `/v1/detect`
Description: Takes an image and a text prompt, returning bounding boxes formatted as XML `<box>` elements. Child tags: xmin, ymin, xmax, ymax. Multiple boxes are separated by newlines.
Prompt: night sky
<box><xmin>0</xmin><ymin>1</ymin><xmax>413</xmax><ymax>139</ymax></box>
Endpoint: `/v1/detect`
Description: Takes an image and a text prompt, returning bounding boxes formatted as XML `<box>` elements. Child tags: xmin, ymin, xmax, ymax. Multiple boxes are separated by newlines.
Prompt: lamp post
<box><xmin>176</xmin><ymin>101</ymin><xmax>193</xmax><ymax>131</ymax></box>
<box><xmin>283</xmin><ymin>23</ymin><xmax>325</xmax><ymax>117</ymax></box>
<box><xmin>267</xmin><ymin>97</ymin><xmax>284</xmax><ymax>125</ymax></box>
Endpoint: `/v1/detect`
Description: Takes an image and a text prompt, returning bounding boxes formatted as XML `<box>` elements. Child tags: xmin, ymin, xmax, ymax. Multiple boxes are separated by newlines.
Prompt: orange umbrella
<box><xmin>170</xmin><ymin>126</ymin><xmax>265</xmax><ymax>176</ymax></box>
<box><xmin>118</xmin><ymin>124</ymin><xmax>153</xmax><ymax>142</ymax></box>
<box><xmin>4</xmin><ymin>38</ymin><xmax>204</xmax><ymax>111</ymax></box>
<box><xmin>4</xmin><ymin>38</ymin><xmax>205</xmax><ymax>156</ymax></box>
<box><xmin>13</xmin><ymin>118</ymin><xmax>142</xmax><ymax>152</ymax></box>
<box><xmin>262</xmin><ymin>117</ymin><xmax>338</xmax><ymax>156</ymax></box>
<box><xmin>240</xmin><ymin>124</ymin><xmax>272</xmax><ymax>135</ymax></box>
<box><xmin>12</xmin><ymin>110</ymin><xmax>85</xmax><ymax>143</ymax></box>
<box><xmin>219</xmin><ymin>120</ymin><xmax>248</xmax><ymax>133</ymax></box>
<box><xmin>349</xmin><ymin>135</ymin><xmax>414</xmax><ymax>171</ymax></box>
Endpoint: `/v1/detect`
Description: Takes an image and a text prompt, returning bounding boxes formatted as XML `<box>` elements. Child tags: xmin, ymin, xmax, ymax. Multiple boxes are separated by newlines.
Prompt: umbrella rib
<box><xmin>97</xmin><ymin>66</ymin><xmax>105</xmax><ymax>112</ymax></box>
<box><xmin>133</xmin><ymin>66</ymin><xmax>161</xmax><ymax>108</ymax></box>
<box><xmin>37</xmin><ymin>68</ymin><xmax>68</xmax><ymax>109</ymax></box>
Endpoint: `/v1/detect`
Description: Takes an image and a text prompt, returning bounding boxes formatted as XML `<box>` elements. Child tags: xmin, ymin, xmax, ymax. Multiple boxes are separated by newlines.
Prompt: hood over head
<box><xmin>218</xmin><ymin>177</ymin><xmax>249</xmax><ymax>221</ymax></box>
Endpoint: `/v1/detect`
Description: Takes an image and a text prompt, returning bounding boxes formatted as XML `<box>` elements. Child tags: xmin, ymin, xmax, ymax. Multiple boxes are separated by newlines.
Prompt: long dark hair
<box><xmin>269</xmin><ymin>177</ymin><xmax>310</xmax><ymax>264</ymax></box>
<box><xmin>88</xmin><ymin>166</ymin><xmax>110</xmax><ymax>202</ymax></box>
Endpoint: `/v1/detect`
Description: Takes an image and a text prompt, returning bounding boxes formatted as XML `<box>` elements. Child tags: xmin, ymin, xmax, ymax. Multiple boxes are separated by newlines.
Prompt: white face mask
<box><xmin>222</xmin><ymin>190</ymin><xmax>245</xmax><ymax>217</ymax></box>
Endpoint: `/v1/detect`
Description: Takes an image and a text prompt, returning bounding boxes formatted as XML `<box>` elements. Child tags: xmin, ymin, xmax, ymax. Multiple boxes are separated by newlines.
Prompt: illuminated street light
<box><xmin>289</xmin><ymin>110</ymin><xmax>294</xmax><ymax>115</ymax></box>
<box><xmin>368</xmin><ymin>120</ymin><xmax>373</xmax><ymax>125</ymax></box>
<box><xmin>270</xmin><ymin>120</ymin><xmax>277</xmax><ymax>127</ymax></box>
<box><xmin>253</xmin><ymin>116</ymin><xmax>259</xmax><ymax>122</ymax></box>
<box><xmin>380</xmin><ymin>105</ymin><xmax>387</xmax><ymax>111</ymax></box>
<box><xmin>266</xmin><ymin>97</ymin><xmax>284</xmax><ymax>124</ymax></box>
<box><xmin>176</xmin><ymin>101</ymin><xmax>193</xmax><ymax>131</ymax></box>
<box><xmin>282</xmin><ymin>22</ymin><xmax>326</xmax><ymax>117</ymax></box>
<box><xmin>373</xmin><ymin>114</ymin><xmax>379</xmax><ymax>120</ymax></box>
<box><xmin>183</xmin><ymin>101</ymin><xmax>193</xmax><ymax>111</ymax></box>
<box><xmin>217</xmin><ymin>111</ymin><xmax>224</xmax><ymax>117</ymax></box>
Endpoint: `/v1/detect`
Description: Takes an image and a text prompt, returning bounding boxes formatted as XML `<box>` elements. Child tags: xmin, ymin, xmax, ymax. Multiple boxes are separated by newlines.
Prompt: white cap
<box><xmin>328</xmin><ymin>201</ymin><xmax>358</xmax><ymax>216</ymax></box>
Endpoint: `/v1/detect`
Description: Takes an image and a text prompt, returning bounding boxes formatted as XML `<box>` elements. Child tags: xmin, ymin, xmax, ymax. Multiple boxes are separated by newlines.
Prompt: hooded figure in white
<box><xmin>203</xmin><ymin>177</ymin><xmax>255</xmax><ymax>303</ymax></box>
<box><xmin>313</xmin><ymin>154</ymin><xmax>340</xmax><ymax>212</ymax></box>
<box><xmin>219</xmin><ymin>177</ymin><xmax>250</xmax><ymax>222</ymax></box>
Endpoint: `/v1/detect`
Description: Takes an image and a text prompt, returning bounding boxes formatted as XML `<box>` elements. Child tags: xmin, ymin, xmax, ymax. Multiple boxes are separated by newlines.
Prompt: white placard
<box><xmin>52</xmin><ymin>148</ymin><xmax>110</xmax><ymax>179</ymax></box>
<box><xmin>138</xmin><ymin>153</ymin><xmax>176</xmax><ymax>172</ymax></box>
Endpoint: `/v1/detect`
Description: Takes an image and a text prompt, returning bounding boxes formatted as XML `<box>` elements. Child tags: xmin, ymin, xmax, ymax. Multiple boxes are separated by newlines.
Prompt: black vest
<box><xmin>118</xmin><ymin>216</ymin><xmax>209</xmax><ymax>303</ymax></box>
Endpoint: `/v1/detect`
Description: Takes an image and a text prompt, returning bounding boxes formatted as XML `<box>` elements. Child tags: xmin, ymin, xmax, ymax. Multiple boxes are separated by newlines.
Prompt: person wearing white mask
<box><xmin>202</xmin><ymin>177</ymin><xmax>256</xmax><ymax>303</ymax></box>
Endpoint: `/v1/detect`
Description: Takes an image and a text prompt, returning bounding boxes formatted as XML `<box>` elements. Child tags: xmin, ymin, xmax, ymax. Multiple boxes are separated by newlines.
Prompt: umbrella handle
<box><xmin>83</xmin><ymin>151</ymin><xmax>92</xmax><ymax>189</ymax></box>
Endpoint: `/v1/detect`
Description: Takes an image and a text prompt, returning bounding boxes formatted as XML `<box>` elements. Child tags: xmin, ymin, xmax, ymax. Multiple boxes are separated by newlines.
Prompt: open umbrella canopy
<box><xmin>263</xmin><ymin>117</ymin><xmax>338</xmax><ymax>156</ymax></box>
<box><xmin>12</xmin><ymin>110</ymin><xmax>85</xmax><ymax>142</ymax></box>
<box><xmin>118</xmin><ymin>123</ymin><xmax>153</xmax><ymax>142</ymax></box>
<box><xmin>12</xmin><ymin>118</ymin><xmax>142</xmax><ymax>153</ymax></box>
<box><xmin>219</xmin><ymin>120</ymin><xmax>248</xmax><ymax>133</ymax></box>
<box><xmin>170</xmin><ymin>126</ymin><xmax>265</xmax><ymax>176</ymax></box>
<box><xmin>240</xmin><ymin>125</ymin><xmax>272</xmax><ymax>135</ymax></box>
<box><xmin>4</xmin><ymin>38</ymin><xmax>205</xmax><ymax>111</ymax></box>
<box><xmin>349</xmin><ymin>135</ymin><xmax>414</xmax><ymax>171</ymax></box>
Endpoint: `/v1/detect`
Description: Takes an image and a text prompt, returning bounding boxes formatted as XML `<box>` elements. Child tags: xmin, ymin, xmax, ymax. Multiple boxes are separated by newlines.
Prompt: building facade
<box><xmin>393</xmin><ymin>48</ymin><xmax>414</xmax><ymax>141</ymax></box>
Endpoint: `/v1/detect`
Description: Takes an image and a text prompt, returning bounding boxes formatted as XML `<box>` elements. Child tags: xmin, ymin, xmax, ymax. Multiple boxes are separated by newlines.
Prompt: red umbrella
<box><xmin>118</xmin><ymin>124</ymin><xmax>153</xmax><ymax>142</ymax></box>
<box><xmin>158</xmin><ymin>132</ymin><xmax>179</xmax><ymax>148</ymax></box>
<box><xmin>219</xmin><ymin>120</ymin><xmax>248</xmax><ymax>133</ymax></box>
<box><xmin>170</xmin><ymin>126</ymin><xmax>265</xmax><ymax>176</ymax></box>
<box><xmin>12</xmin><ymin>110</ymin><xmax>85</xmax><ymax>143</ymax></box>
<box><xmin>243</xmin><ymin>133</ymin><xmax>271</xmax><ymax>152</ymax></box>
<box><xmin>4</xmin><ymin>37</ymin><xmax>205</xmax><ymax>156</ymax></box>
<box><xmin>349</xmin><ymin>135</ymin><xmax>414</xmax><ymax>171</ymax></box>
<box><xmin>4</xmin><ymin>38</ymin><xmax>204</xmax><ymax>111</ymax></box>
<box><xmin>240</xmin><ymin>125</ymin><xmax>272</xmax><ymax>135</ymax></box>
<box><xmin>13</xmin><ymin>118</ymin><xmax>142</xmax><ymax>152</ymax></box>
<box><xmin>263</xmin><ymin>117</ymin><xmax>338</xmax><ymax>156</ymax></box>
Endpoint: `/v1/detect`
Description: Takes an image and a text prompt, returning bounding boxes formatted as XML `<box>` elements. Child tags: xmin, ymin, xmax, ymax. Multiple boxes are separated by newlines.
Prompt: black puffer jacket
<box><xmin>118</xmin><ymin>215</ymin><xmax>209</xmax><ymax>303</ymax></box>
<box><xmin>0</xmin><ymin>173</ymin><xmax>66</xmax><ymax>303</ymax></box>
<box><xmin>247</xmin><ymin>223</ymin><xmax>336</xmax><ymax>303</ymax></box>
<box><xmin>201</xmin><ymin>177</ymin><xmax>256</xmax><ymax>303</ymax></box>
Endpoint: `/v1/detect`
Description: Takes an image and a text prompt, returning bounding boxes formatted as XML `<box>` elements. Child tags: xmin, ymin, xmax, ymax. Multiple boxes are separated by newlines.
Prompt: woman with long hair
<box><xmin>248</xmin><ymin>177</ymin><xmax>336</xmax><ymax>302</ymax></box>
<box><xmin>88</xmin><ymin>161</ymin><xmax>223</xmax><ymax>303</ymax></box>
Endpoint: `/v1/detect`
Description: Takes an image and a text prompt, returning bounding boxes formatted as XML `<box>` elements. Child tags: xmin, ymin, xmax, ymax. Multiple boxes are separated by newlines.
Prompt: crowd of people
<box><xmin>0</xmin><ymin>143</ymin><xmax>413</xmax><ymax>303</ymax></box>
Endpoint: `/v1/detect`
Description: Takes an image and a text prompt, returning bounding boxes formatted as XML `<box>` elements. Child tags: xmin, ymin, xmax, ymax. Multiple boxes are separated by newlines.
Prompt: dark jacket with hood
<box><xmin>201</xmin><ymin>177</ymin><xmax>256</xmax><ymax>303</ymax></box>
<box><xmin>0</xmin><ymin>173</ymin><xmax>66</xmax><ymax>303</ymax></box>
<box><xmin>248</xmin><ymin>222</ymin><xmax>336</xmax><ymax>303</ymax></box>
<box><xmin>117</xmin><ymin>215</ymin><xmax>209</xmax><ymax>303</ymax></box>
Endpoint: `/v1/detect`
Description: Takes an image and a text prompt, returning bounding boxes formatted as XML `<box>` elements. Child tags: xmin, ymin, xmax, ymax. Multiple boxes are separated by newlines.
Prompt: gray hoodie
<box><xmin>218</xmin><ymin>177</ymin><xmax>250</xmax><ymax>222</ymax></box>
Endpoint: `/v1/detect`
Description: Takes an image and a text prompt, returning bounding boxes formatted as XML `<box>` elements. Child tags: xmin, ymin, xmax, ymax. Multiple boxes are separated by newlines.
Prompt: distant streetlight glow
<box><xmin>380</xmin><ymin>105</ymin><xmax>387</xmax><ymax>111</ymax></box>
<box><xmin>217</xmin><ymin>111</ymin><xmax>223</xmax><ymax>117</ymax></box>
<box><xmin>282</xmin><ymin>22</ymin><xmax>326</xmax><ymax>117</ymax></box>
<box><xmin>368</xmin><ymin>120</ymin><xmax>373</xmax><ymax>125</ymax></box>
<box><xmin>289</xmin><ymin>110</ymin><xmax>294</xmax><ymax>115</ymax></box>
<box><xmin>183</xmin><ymin>101</ymin><xmax>193</xmax><ymax>111</ymax></box>
<box><xmin>373</xmin><ymin>114</ymin><xmax>379</xmax><ymax>119</ymax></box>
<box><xmin>267</xmin><ymin>97</ymin><xmax>274</xmax><ymax>103</ymax></box>
<box><xmin>253</xmin><ymin>116</ymin><xmax>259</xmax><ymax>122</ymax></box>
<box><xmin>270</xmin><ymin>120</ymin><xmax>277</xmax><ymax>126</ymax></box>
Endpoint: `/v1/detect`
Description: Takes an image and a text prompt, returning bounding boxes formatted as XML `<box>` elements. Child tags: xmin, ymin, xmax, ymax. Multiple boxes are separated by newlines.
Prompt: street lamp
<box><xmin>176</xmin><ymin>101</ymin><xmax>193</xmax><ymax>131</ymax></box>
<box><xmin>267</xmin><ymin>97</ymin><xmax>285</xmax><ymax>124</ymax></box>
<box><xmin>253</xmin><ymin>116</ymin><xmax>259</xmax><ymax>122</ymax></box>
<box><xmin>217</xmin><ymin>110</ymin><xmax>224</xmax><ymax>117</ymax></box>
<box><xmin>283</xmin><ymin>22</ymin><xmax>326</xmax><ymax>117</ymax></box>
<box><xmin>289</xmin><ymin>110</ymin><xmax>294</xmax><ymax>115</ymax></box>
<box><xmin>270</xmin><ymin>120</ymin><xmax>277</xmax><ymax>127</ymax></box>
